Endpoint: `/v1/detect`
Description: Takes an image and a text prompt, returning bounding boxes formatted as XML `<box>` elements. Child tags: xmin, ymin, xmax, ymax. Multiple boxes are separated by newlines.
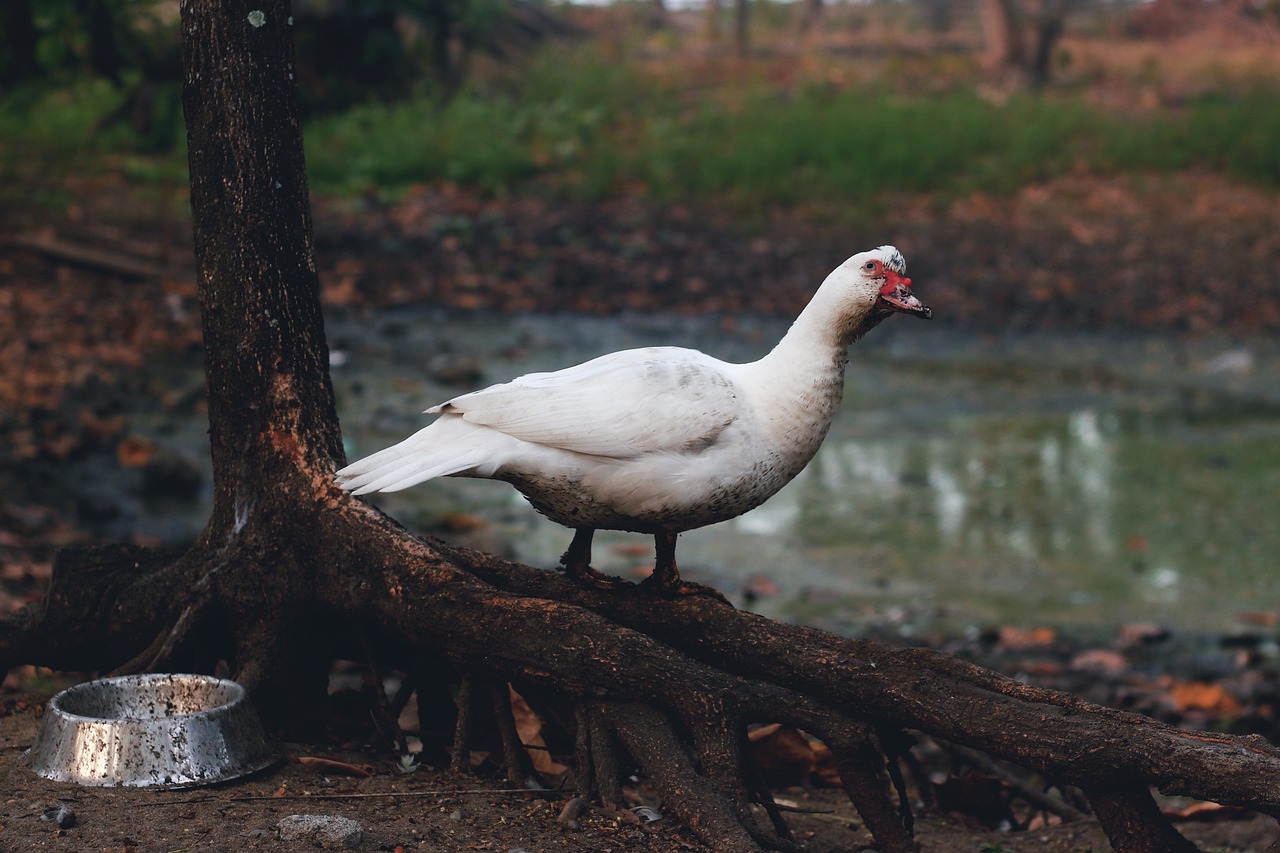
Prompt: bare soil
<box><xmin>3</xmin><ymin>692</ymin><xmax>1279</xmax><ymax>852</ymax></box>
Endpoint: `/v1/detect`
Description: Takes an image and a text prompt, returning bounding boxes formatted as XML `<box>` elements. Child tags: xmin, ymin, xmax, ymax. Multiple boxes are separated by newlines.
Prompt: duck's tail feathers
<box><xmin>335</xmin><ymin>419</ymin><xmax>491</xmax><ymax>495</ymax></box>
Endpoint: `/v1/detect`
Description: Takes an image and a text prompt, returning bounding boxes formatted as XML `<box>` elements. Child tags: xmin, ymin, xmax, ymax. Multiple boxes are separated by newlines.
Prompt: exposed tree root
<box><xmin>938</xmin><ymin>738</ymin><xmax>1090</xmax><ymax>823</ymax></box>
<box><xmin>6</xmin><ymin>500</ymin><xmax>1280</xmax><ymax>851</ymax></box>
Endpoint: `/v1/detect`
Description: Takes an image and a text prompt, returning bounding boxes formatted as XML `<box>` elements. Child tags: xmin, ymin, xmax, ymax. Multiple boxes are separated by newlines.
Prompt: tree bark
<box><xmin>3</xmin><ymin>1</ymin><xmax>1280</xmax><ymax>851</ymax></box>
<box><xmin>981</xmin><ymin>0</ymin><xmax>1075</xmax><ymax>88</ymax></box>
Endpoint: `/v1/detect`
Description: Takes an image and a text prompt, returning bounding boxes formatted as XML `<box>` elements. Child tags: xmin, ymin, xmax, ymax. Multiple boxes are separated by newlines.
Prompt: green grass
<box><xmin>4</xmin><ymin>47</ymin><xmax>1280</xmax><ymax>213</ymax></box>
<box><xmin>304</xmin><ymin>49</ymin><xmax>1280</xmax><ymax>205</ymax></box>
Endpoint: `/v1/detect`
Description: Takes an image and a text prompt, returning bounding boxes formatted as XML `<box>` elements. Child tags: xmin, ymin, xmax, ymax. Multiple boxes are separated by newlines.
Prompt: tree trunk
<box><xmin>4</xmin><ymin>1</ymin><xmax>1280</xmax><ymax>851</ymax></box>
<box><xmin>734</xmin><ymin>0</ymin><xmax>750</xmax><ymax>58</ymax></box>
<box><xmin>0</xmin><ymin>0</ymin><xmax>40</xmax><ymax>86</ymax></box>
<box><xmin>796</xmin><ymin>0</ymin><xmax>823</xmax><ymax>38</ymax></box>
<box><xmin>981</xmin><ymin>0</ymin><xmax>1025</xmax><ymax>72</ymax></box>
<box><xmin>982</xmin><ymin>0</ymin><xmax>1075</xmax><ymax>88</ymax></box>
<box><xmin>1028</xmin><ymin>0</ymin><xmax>1072</xmax><ymax>89</ymax></box>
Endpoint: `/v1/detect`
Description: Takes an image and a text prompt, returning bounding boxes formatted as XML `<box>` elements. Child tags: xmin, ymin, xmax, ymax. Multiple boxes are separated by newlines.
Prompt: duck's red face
<box><xmin>866</xmin><ymin>261</ymin><xmax>932</xmax><ymax>319</ymax></box>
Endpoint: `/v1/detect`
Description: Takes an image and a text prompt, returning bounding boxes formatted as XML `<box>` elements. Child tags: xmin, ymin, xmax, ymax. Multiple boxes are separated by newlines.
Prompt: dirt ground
<box><xmin>5</xmin><ymin>172</ymin><xmax>1280</xmax><ymax>851</ymax></box>
<box><xmin>3</xmin><ymin>691</ymin><xmax>1279</xmax><ymax>853</ymax></box>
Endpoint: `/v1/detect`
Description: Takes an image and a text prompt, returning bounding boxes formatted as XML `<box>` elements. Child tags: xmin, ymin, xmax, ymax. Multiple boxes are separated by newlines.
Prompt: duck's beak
<box><xmin>877</xmin><ymin>271</ymin><xmax>932</xmax><ymax>319</ymax></box>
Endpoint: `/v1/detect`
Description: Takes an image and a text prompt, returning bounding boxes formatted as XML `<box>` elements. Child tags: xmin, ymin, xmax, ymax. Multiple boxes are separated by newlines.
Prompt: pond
<box><xmin>324</xmin><ymin>309</ymin><xmax>1280</xmax><ymax>639</ymax></box>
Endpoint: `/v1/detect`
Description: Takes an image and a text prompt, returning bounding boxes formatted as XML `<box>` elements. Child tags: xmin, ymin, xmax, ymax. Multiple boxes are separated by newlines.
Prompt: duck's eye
<box><xmin>863</xmin><ymin>261</ymin><xmax>877</xmax><ymax>272</ymax></box>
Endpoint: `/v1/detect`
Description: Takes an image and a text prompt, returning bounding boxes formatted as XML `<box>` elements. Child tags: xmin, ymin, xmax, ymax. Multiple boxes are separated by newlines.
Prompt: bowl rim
<box><xmin>47</xmin><ymin>673</ymin><xmax>248</xmax><ymax>724</ymax></box>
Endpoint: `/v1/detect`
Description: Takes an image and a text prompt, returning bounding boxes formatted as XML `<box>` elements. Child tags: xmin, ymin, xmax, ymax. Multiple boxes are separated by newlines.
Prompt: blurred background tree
<box><xmin>0</xmin><ymin>0</ymin><xmax>568</xmax><ymax>150</ymax></box>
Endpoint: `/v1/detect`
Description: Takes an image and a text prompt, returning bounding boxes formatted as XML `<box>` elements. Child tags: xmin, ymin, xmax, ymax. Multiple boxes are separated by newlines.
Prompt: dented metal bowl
<box><xmin>26</xmin><ymin>673</ymin><xmax>278</xmax><ymax>788</ymax></box>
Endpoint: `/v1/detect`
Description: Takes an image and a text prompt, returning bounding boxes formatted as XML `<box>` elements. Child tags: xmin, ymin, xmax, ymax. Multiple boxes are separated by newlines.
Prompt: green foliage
<box><xmin>305</xmin><ymin>50</ymin><xmax>650</xmax><ymax>195</ymax></box>
<box><xmin>304</xmin><ymin>46</ymin><xmax>1280</xmax><ymax>204</ymax></box>
<box><xmin>5</xmin><ymin>40</ymin><xmax>1280</xmax><ymax>209</ymax></box>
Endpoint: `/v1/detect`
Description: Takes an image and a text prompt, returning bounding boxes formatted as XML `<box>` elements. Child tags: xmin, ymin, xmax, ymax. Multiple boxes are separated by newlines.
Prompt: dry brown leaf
<box><xmin>997</xmin><ymin>626</ymin><xmax>1057</xmax><ymax>649</ymax></box>
<box><xmin>810</xmin><ymin>740</ymin><xmax>842</xmax><ymax>787</ymax></box>
<box><xmin>749</xmin><ymin>724</ymin><xmax>816</xmax><ymax>786</ymax></box>
<box><xmin>1167</xmin><ymin>681</ymin><xmax>1244</xmax><ymax>718</ymax></box>
<box><xmin>117</xmin><ymin>435</ymin><xmax>157</xmax><ymax>468</ymax></box>
<box><xmin>1070</xmin><ymin>649</ymin><xmax>1129</xmax><ymax>673</ymax></box>
<box><xmin>296</xmin><ymin>756</ymin><xmax>375</xmax><ymax>777</ymax></box>
<box><xmin>509</xmin><ymin>687</ymin><xmax>570</xmax><ymax>776</ymax></box>
<box><xmin>1164</xmin><ymin>800</ymin><xmax>1253</xmax><ymax>822</ymax></box>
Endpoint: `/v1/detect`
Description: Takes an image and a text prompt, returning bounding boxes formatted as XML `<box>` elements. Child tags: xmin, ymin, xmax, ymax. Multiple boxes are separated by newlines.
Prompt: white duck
<box><xmin>337</xmin><ymin>246</ymin><xmax>931</xmax><ymax>595</ymax></box>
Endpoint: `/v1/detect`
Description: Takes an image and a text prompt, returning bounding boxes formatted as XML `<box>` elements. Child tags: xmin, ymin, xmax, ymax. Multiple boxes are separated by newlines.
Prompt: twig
<box><xmin>5</xmin><ymin>231</ymin><xmax>173</xmax><ymax>279</ymax></box>
<box><xmin>355</xmin><ymin>625</ymin><xmax>409</xmax><ymax>756</ymax></box>
<box><xmin>139</xmin><ymin>787</ymin><xmax>551</xmax><ymax>807</ymax></box>
<box><xmin>751</xmin><ymin>798</ymin><xmax>835</xmax><ymax>815</ymax></box>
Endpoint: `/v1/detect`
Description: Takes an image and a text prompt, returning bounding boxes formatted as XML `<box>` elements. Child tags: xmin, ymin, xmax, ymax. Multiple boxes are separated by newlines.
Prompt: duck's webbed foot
<box><xmin>639</xmin><ymin>533</ymin><xmax>732</xmax><ymax>605</ymax></box>
<box><xmin>559</xmin><ymin>528</ymin><xmax>627</xmax><ymax>590</ymax></box>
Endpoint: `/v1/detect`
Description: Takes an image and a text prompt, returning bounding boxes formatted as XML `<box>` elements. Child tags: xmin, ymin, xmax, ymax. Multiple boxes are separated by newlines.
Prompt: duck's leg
<box><xmin>559</xmin><ymin>528</ymin><xmax>626</xmax><ymax>590</ymax></box>
<box><xmin>641</xmin><ymin>532</ymin><xmax>730</xmax><ymax>603</ymax></box>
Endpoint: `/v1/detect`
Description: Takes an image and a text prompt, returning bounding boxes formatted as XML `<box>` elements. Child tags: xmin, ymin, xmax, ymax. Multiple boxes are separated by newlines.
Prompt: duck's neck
<box><xmin>759</xmin><ymin>282</ymin><xmax>879</xmax><ymax>379</ymax></box>
<box><xmin>741</xmin><ymin>287</ymin><xmax>878</xmax><ymax>445</ymax></box>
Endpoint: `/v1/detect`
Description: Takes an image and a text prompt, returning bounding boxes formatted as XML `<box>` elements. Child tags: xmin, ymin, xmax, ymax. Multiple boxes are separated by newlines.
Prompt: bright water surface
<box><xmin>322</xmin><ymin>309</ymin><xmax>1280</xmax><ymax>638</ymax></box>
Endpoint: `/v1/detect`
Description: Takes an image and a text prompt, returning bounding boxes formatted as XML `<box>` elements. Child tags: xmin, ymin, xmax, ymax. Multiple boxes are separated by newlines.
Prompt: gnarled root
<box><xmin>6</xmin><ymin>501</ymin><xmax>1280</xmax><ymax>852</ymax></box>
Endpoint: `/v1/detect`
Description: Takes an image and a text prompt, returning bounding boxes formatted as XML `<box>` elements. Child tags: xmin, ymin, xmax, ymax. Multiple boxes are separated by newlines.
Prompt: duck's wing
<box><xmin>430</xmin><ymin>347</ymin><xmax>742</xmax><ymax>459</ymax></box>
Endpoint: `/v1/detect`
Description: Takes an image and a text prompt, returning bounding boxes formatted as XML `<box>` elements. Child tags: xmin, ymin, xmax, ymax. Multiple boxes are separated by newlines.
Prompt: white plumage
<box><xmin>337</xmin><ymin>246</ymin><xmax>931</xmax><ymax>595</ymax></box>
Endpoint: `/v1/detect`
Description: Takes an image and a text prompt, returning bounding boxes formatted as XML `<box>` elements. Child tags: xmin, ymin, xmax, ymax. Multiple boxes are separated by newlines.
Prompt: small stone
<box><xmin>39</xmin><ymin>799</ymin><xmax>76</xmax><ymax>824</ymax></box>
<box><xmin>40</xmin><ymin>805</ymin><xmax>76</xmax><ymax>829</ymax></box>
<box><xmin>557</xmin><ymin>796</ymin><xmax>588</xmax><ymax>827</ymax></box>
<box><xmin>277</xmin><ymin>814</ymin><xmax>364</xmax><ymax>849</ymax></box>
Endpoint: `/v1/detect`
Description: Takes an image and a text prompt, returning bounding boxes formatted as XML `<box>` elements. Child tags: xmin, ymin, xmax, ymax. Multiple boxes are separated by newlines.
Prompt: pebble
<box><xmin>40</xmin><ymin>805</ymin><xmax>76</xmax><ymax>829</ymax></box>
<box><xmin>277</xmin><ymin>814</ymin><xmax>364</xmax><ymax>849</ymax></box>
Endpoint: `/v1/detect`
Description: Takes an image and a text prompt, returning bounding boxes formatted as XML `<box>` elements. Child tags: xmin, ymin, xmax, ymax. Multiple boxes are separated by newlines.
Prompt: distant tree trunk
<box><xmin>650</xmin><ymin>0</ymin><xmax>668</xmax><ymax>29</ymax></box>
<box><xmin>734</xmin><ymin>0</ymin><xmax>750</xmax><ymax>57</ymax></box>
<box><xmin>0</xmin><ymin>0</ymin><xmax>40</xmax><ymax>86</ymax></box>
<box><xmin>797</xmin><ymin>0</ymin><xmax>824</xmax><ymax>38</ymax></box>
<box><xmin>424</xmin><ymin>0</ymin><xmax>465</xmax><ymax>98</ymax></box>
<box><xmin>982</xmin><ymin>0</ymin><xmax>1075</xmax><ymax>88</ymax></box>
<box><xmin>982</xmin><ymin>0</ymin><xmax>1026</xmax><ymax>71</ymax></box>
<box><xmin>705</xmin><ymin>0</ymin><xmax>722</xmax><ymax>44</ymax></box>
<box><xmin>1028</xmin><ymin>0</ymin><xmax>1071</xmax><ymax>88</ymax></box>
<box><xmin>6</xmin><ymin>1</ymin><xmax>1280</xmax><ymax>852</ymax></box>
<box><xmin>918</xmin><ymin>0</ymin><xmax>953</xmax><ymax>34</ymax></box>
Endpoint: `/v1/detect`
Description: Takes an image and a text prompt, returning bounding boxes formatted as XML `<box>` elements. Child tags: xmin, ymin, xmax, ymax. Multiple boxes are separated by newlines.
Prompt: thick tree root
<box><xmin>609</xmin><ymin>703</ymin><xmax>765</xmax><ymax>853</ymax></box>
<box><xmin>5</xmin><ymin>501</ymin><xmax>1280</xmax><ymax>852</ymax></box>
<box><xmin>1086</xmin><ymin>784</ymin><xmax>1203</xmax><ymax>853</ymax></box>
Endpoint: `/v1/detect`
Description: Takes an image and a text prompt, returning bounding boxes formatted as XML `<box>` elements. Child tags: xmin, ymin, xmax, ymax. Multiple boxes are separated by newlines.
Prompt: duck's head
<box><xmin>824</xmin><ymin>245</ymin><xmax>932</xmax><ymax>344</ymax></box>
<box><xmin>857</xmin><ymin>245</ymin><xmax>932</xmax><ymax>320</ymax></box>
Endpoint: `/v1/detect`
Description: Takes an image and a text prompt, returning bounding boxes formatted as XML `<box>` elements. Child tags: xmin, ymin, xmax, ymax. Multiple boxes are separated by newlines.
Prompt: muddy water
<box><xmin>320</xmin><ymin>309</ymin><xmax>1280</xmax><ymax>638</ymax></box>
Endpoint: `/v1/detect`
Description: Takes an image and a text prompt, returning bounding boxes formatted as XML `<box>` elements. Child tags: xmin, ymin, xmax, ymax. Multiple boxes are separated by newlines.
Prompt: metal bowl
<box><xmin>27</xmin><ymin>673</ymin><xmax>278</xmax><ymax>788</ymax></box>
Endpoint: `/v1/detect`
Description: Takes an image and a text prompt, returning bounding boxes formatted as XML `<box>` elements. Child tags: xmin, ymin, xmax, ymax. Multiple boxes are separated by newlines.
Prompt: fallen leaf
<box><xmin>509</xmin><ymin>687</ymin><xmax>570</xmax><ymax>776</ymax></box>
<box><xmin>1167</xmin><ymin>681</ymin><xmax>1243</xmax><ymax>718</ymax></box>
<box><xmin>1070</xmin><ymin>649</ymin><xmax>1128</xmax><ymax>673</ymax></box>
<box><xmin>1164</xmin><ymin>800</ymin><xmax>1253</xmax><ymax>822</ymax></box>
<box><xmin>998</xmin><ymin>626</ymin><xmax>1056</xmax><ymax>649</ymax></box>
<box><xmin>117</xmin><ymin>435</ymin><xmax>156</xmax><ymax>468</ymax></box>
<box><xmin>749</xmin><ymin>724</ymin><xmax>816</xmax><ymax>786</ymax></box>
<box><xmin>296</xmin><ymin>756</ymin><xmax>375</xmax><ymax>777</ymax></box>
